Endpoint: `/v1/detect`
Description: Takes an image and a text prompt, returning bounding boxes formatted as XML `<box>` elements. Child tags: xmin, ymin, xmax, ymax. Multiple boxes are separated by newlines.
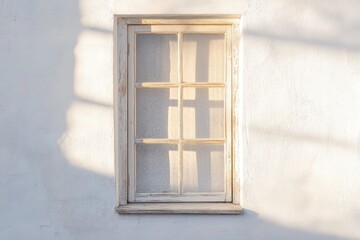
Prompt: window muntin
<box><xmin>127</xmin><ymin>25</ymin><xmax>232</xmax><ymax>203</ymax></box>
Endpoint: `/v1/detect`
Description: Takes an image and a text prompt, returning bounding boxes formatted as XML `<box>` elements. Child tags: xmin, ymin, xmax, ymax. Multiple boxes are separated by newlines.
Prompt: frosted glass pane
<box><xmin>136</xmin><ymin>144</ymin><xmax>178</xmax><ymax>193</ymax></box>
<box><xmin>136</xmin><ymin>34</ymin><xmax>178</xmax><ymax>83</ymax></box>
<box><xmin>183</xmin><ymin>34</ymin><xmax>224</xmax><ymax>83</ymax></box>
<box><xmin>183</xmin><ymin>88</ymin><xmax>224</xmax><ymax>139</ymax></box>
<box><xmin>136</xmin><ymin>88</ymin><xmax>178</xmax><ymax>138</ymax></box>
<box><xmin>183</xmin><ymin>145</ymin><xmax>224</xmax><ymax>193</ymax></box>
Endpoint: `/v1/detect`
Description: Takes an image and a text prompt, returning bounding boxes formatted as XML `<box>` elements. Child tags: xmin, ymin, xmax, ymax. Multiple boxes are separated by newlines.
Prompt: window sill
<box><xmin>116</xmin><ymin>203</ymin><xmax>243</xmax><ymax>214</ymax></box>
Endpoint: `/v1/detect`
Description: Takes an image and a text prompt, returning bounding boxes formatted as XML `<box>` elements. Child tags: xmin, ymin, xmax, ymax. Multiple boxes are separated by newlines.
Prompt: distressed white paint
<box><xmin>0</xmin><ymin>0</ymin><xmax>360</xmax><ymax>239</ymax></box>
<box><xmin>123</xmin><ymin>22</ymin><xmax>235</xmax><ymax>205</ymax></box>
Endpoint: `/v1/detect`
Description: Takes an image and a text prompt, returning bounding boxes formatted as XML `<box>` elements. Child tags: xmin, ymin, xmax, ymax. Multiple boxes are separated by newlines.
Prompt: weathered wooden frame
<box><xmin>128</xmin><ymin>24</ymin><xmax>232</xmax><ymax>203</ymax></box>
<box><xmin>114</xmin><ymin>15</ymin><xmax>243</xmax><ymax>214</ymax></box>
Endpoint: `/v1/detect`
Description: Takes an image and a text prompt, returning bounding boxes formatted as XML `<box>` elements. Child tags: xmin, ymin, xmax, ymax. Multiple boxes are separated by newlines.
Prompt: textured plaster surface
<box><xmin>0</xmin><ymin>0</ymin><xmax>360</xmax><ymax>239</ymax></box>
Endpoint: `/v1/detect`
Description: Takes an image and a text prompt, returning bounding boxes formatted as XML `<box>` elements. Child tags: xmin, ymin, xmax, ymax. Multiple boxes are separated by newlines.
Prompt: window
<box><xmin>114</xmin><ymin>15</ymin><xmax>242</xmax><ymax>214</ymax></box>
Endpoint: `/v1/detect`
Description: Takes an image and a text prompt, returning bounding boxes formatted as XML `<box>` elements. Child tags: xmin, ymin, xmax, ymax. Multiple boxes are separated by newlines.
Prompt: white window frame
<box><xmin>114</xmin><ymin>15</ymin><xmax>243</xmax><ymax>214</ymax></box>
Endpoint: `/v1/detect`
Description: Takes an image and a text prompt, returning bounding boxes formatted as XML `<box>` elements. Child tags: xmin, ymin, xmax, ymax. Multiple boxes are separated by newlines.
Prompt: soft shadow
<box><xmin>1</xmin><ymin>1</ymin><xmax>359</xmax><ymax>239</ymax></box>
<box><xmin>115</xmin><ymin>209</ymin><xmax>345</xmax><ymax>240</ymax></box>
<box><xmin>245</xmin><ymin>0</ymin><xmax>360</xmax><ymax>51</ymax></box>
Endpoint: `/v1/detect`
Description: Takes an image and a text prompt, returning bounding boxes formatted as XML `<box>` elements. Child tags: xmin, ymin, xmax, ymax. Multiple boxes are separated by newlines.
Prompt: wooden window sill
<box><xmin>116</xmin><ymin>203</ymin><xmax>243</xmax><ymax>214</ymax></box>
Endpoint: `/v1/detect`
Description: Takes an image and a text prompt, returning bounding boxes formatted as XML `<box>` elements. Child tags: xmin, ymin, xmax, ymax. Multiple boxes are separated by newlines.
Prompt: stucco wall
<box><xmin>1</xmin><ymin>0</ymin><xmax>359</xmax><ymax>239</ymax></box>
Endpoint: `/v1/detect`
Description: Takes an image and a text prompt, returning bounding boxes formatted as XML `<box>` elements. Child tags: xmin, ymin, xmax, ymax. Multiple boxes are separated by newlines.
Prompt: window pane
<box><xmin>136</xmin><ymin>88</ymin><xmax>178</xmax><ymax>138</ymax></box>
<box><xmin>183</xmin><ymin>144</ymin><xmax>224</xmax><ymax>193</ymax></box>
<box><xmin>183</xmin><ymin>88</ymin><xmax>224</xmax><ymax>139</ymax></box>
<box><xmin>183</xmin><ymin>34</ymin><xmax>224</xmax><ymax>83</ymax></box>
<box><xmin>136</xmin><ymin>34</ymin><xmax>178</xmax><ymax>83</ymax></box>
<box><xmin>136</xmin><ymin>144</ymin><xmax>178</xmax><ymax>193</ymax></box>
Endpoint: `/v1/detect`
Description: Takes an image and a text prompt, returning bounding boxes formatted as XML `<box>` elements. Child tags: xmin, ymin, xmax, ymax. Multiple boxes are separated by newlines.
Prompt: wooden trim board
<box><xmin>117</xmin><ymin>203</ymin><xmax>243</xmax><ymax>214</ymax></box>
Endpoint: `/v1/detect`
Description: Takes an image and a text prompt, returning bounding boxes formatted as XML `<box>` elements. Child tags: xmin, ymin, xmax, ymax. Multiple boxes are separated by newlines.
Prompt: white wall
<box><xmin>1</xmin><ymin>0</ymin><xmax>359</xmax><ymax>239</ymax></box>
